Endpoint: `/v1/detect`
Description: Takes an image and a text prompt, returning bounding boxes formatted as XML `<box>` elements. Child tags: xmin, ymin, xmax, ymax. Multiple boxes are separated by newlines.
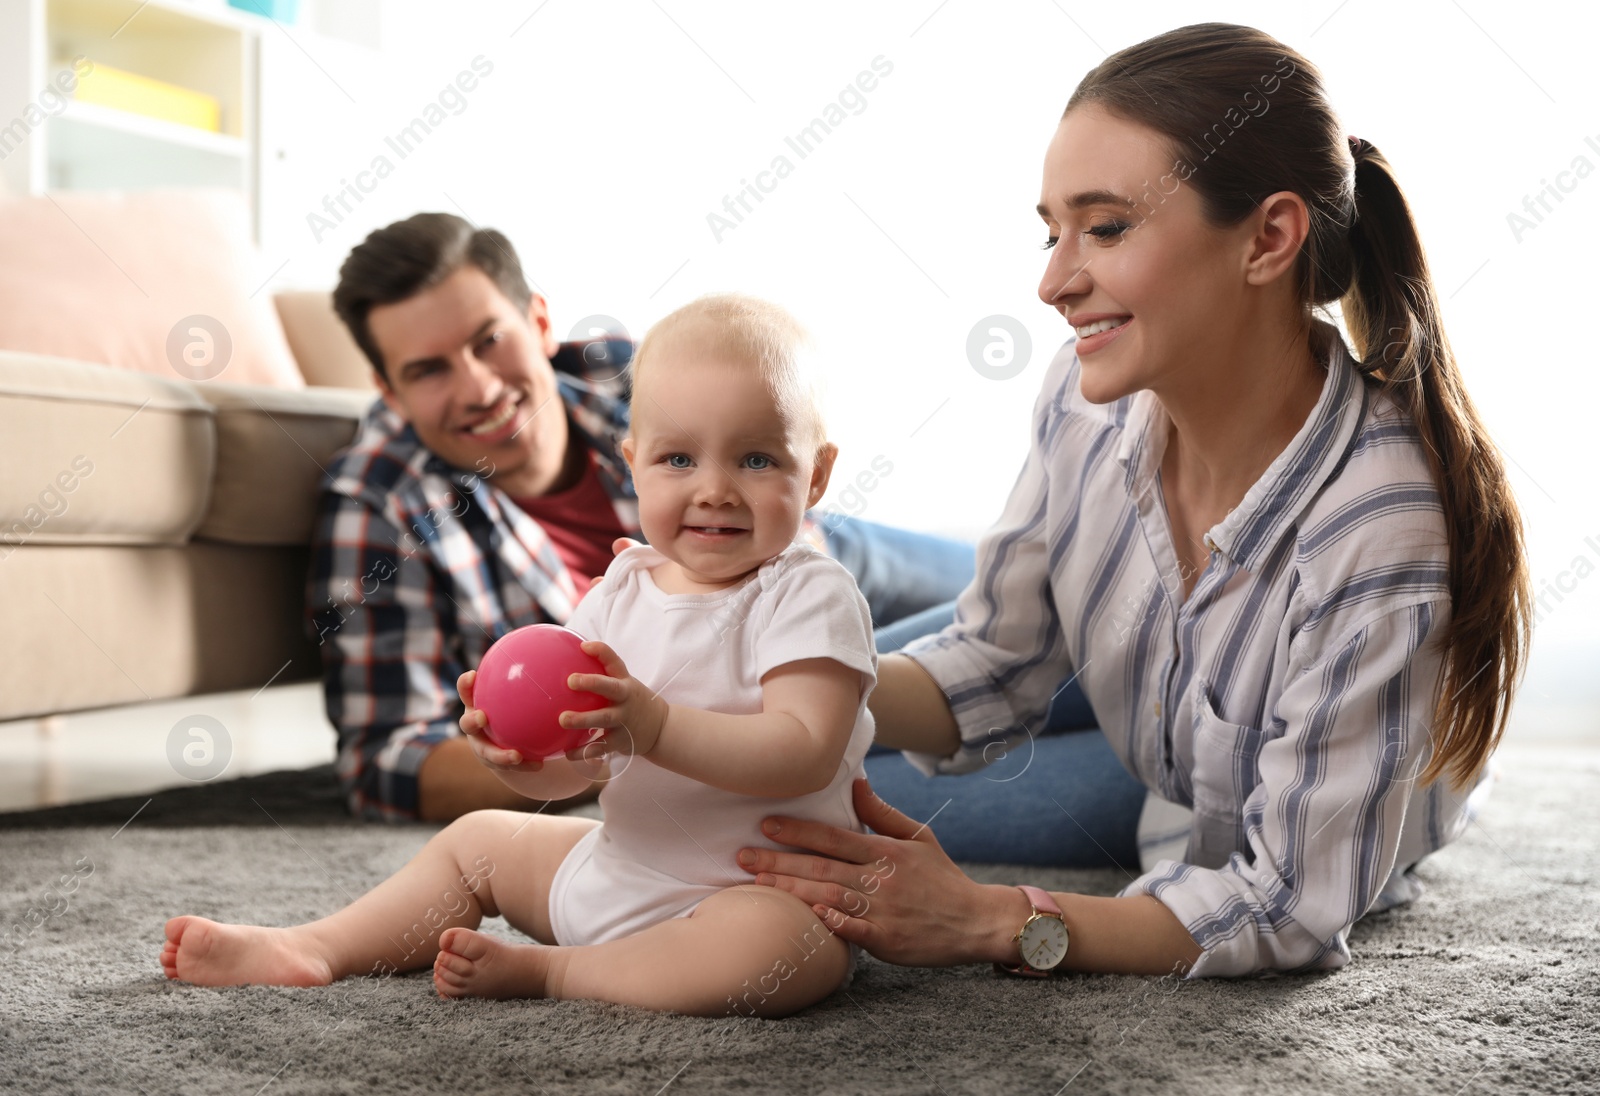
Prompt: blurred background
<box><xmin>1</xmin><ymin>0</ymin><xmax>1593</xmax><ymax>805</ymax></box>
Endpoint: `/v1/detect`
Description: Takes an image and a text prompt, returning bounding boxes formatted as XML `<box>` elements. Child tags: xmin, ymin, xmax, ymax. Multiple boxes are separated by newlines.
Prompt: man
<box><xmin>310</xmin><ymin>213</ymin><xmax>973</xmax><ymax>823</ymax></box>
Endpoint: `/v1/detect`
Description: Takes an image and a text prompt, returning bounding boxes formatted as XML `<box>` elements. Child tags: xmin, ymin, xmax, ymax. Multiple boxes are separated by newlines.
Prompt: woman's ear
<box><xmin>1244</xmin><ymin>189</ymin><xmax>1311</xmax><ymax>287</ymax></box>
<box><xmin>807</xmin><ymin>442</ymin><xmax>839</xmax><ymax>507</ymax></box>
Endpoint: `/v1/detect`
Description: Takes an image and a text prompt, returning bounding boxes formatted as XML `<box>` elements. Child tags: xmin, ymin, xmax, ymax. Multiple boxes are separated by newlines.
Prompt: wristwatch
<box><xmin>994</xmin><ymin>885</ymin><xmax>1069</xmax><ymax>977</ymax></box>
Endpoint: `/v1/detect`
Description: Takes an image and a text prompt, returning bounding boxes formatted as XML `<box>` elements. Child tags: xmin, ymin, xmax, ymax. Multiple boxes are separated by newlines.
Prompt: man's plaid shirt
<box><xmin>306</xmin><ymin>339</ymin><xmax>641</xmax><ymax>820</ymax></box>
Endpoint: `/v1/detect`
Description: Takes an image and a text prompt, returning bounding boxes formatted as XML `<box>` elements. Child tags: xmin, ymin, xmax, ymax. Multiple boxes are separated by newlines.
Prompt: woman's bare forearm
<box><xmin>975</xmin><ymin>886</ymin><xmax>1203</xmax><ymax>974</ymax></box>
<box><xmin>748</xmin><ymin>782</ymin><xmax>1204</xmax><ymax>976</ymax></box>
<box><xmin>868</xmin><ymin>654</ymin><xmax>962</xmax><ymax>756</ymax></box>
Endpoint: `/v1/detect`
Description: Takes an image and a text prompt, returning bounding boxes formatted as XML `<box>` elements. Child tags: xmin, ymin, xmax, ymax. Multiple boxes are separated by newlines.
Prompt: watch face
<box><xmin>1019</xmin><ymin>916</ymin><xmax>1069</xmax><ymax>970</ymax></box>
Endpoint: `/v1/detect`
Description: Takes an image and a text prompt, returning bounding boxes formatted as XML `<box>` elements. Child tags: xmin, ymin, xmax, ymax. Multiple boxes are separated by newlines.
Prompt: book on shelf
<box><xmin>70</xmin><ymin>62</ymin><xmax>222</xmax><ymax>134</ymax></box>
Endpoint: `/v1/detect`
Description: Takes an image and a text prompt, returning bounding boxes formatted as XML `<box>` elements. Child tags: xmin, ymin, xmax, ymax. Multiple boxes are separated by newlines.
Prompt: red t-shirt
<box><xmin>509</xmin><ymin>450</ymin><xmax>628</xmax><ymax>600</ymax></box>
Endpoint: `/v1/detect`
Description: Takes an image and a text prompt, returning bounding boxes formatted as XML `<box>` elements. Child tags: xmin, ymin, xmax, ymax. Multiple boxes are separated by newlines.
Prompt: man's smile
<box><xmin>458</xmin><ymin>391</ymin><xmax>525</xmax><ymax>440</ymax></box>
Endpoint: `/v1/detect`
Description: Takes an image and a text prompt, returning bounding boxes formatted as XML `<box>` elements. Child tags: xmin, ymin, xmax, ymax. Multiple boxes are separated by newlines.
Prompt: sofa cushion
<box><xmin>0</xmin><ymin>352</ymin><xmax>213</xmax><ymax>547</ymax></box>
<box><xmin>0</xmin><ymin>189</ymin><xmax>304</xmax><ymax>389</ymax></box>
<box><xmin>0</xmin><ymin>543</ymin><xmax>319</xmax><ymax>722</ymax></box>
<box><xmin>273</xmin><ymin>291</ymin><xmax>376</xmax><ymax>390</ymax></box>
<box><xmin>194</xmin><ymin>383</ymin><xmax>376</xmax><ymax>546</ymax></box>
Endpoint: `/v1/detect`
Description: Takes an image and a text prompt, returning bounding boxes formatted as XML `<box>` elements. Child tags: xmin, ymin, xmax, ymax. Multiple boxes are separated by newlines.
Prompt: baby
<box><xmin>160</xmin><ymin>293</ymin><xmax>877</xmax><ymax>1018</ymax></box>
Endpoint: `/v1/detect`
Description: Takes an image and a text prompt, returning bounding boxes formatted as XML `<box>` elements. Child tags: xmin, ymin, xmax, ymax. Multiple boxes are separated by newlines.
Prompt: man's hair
<box><xmin>630</xmin><ymin>293</ymin><xmax>828</xmax><ymax>454</ymax></box>
<box><xmin>332</xmin><ymin>212</ymin><xmax>533</xmax><ymax>381</ymax></box>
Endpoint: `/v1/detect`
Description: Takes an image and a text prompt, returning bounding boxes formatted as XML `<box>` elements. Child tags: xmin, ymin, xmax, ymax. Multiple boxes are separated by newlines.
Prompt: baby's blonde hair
<box><xmin>629</xmin><ymin>293</ymin><xmax>828</xmax><ymax>454</ymax></box>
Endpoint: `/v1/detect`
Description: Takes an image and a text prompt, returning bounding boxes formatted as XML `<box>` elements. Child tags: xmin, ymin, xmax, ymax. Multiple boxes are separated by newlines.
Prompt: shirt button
<box><xmin>1154</xmin><ymin>701</ymin><xmax>1162</xmax><ymax>717</ymax></box>
<box><xmin>1203</xmin><ymin>535</ymin><xmax>1217</xmax><ymax>552</ymax></box>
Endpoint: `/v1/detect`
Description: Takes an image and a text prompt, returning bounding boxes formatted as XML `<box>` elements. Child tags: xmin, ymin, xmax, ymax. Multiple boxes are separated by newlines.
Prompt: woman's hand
<box><xmin>560</xmin><ymin>640</ymin><xmax>670</xmax><ymax>759</ymax></box>
<box><xmin>737</xmin><ymin>778</ymin><xmax>1018</xmax><ymax>967</ymax></box>
<box><xmin>455</xmin><ymin>670</ymin><xmax>547</xmax><ymax>773</ymax></box>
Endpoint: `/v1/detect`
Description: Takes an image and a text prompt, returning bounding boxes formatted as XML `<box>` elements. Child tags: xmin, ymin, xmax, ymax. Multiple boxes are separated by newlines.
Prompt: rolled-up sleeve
<box><xmin>896</xmin><ymin>359</ymin><xmax>1076</xmax><ymax>776</ymax></box>
<box><xmin>1120</xmin><ymin>599</ymin><xmax>1450</xmax><ymax>977</ymax></box>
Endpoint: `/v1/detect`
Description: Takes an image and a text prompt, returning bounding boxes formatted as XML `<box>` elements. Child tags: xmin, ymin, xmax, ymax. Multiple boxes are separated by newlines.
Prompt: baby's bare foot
<box><xmin>161</xmin><ymin>915</ymin><xmax>334</xmax><ymax>988</ymax></box>
<box><xmin>433</xmin><ymin>927</ymin><xmax>554</xmax><ymax>1000</ymax></box>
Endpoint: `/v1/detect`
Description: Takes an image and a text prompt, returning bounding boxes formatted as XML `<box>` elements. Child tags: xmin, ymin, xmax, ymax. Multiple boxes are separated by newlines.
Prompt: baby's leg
<box><xmin>161</xmin><ymin>810</ymin><xmax>596</xmax><ymax>987</ymax></box>
<box><xmin>433</xmin><ymin>885</ymin><xmax>850</xmax><ymax>1017</ymax></box>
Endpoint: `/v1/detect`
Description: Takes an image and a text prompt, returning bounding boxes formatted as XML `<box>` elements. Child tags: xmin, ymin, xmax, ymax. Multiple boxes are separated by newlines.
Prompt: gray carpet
<box><xmin>1</xmin><ymin>744</ymin><xmax>1595</xmax><ymax>1095</ymax></box>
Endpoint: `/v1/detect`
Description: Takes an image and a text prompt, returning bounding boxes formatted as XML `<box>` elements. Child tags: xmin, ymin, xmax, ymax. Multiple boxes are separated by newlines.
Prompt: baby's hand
<box><xmin>560</xmin><ymin>641</ymin><xmax>669</xmax><ymax>760</ymax></box>
<box><xmin>455</xmin><ymin>670</ymin><xmax>547</xmax><ymax>773</ymax></box>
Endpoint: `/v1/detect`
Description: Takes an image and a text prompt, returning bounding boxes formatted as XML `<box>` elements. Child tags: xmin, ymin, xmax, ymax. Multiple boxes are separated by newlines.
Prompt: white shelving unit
<box><xmin>0</xmin><ymin>0</ymin><xmax>264</xmax><ymax>236</ymax></box>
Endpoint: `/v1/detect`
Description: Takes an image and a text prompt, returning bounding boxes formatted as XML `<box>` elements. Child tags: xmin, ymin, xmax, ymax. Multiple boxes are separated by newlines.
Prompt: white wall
<box><xmin>256</xmin><ymin>0</ymin><xmax>1599</xmax><ymax>742</ymax></box>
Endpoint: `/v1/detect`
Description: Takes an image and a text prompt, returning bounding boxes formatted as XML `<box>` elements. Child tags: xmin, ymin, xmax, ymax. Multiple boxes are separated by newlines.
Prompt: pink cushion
<box><xmin>0</xmin><ymin>189</ymin><xmax>303</xmax><ymax>389</ymax></box>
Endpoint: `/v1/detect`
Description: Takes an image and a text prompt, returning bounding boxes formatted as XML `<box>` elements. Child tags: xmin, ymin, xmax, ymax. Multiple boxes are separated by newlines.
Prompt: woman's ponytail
<box><xmin>1341</xmin><ymin>139</ymin><xmax>1532</xmax><ymax>790</ymax></box>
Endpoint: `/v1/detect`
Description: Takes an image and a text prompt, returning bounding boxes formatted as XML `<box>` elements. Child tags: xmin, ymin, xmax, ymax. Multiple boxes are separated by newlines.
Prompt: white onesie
<box><xmin>547</xmin><ymin>540</ymin><xmax>877</xmax><ymax>979</ymax></box>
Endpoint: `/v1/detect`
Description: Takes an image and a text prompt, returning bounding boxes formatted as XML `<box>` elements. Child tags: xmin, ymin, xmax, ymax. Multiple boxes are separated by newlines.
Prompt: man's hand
<box><xmin>586</xmin><ymin>536</ymin><xmax>643</xmax><ymax>593</ymax></box>
<box><xmin>560</xmin><ymin>641</ymin><xmax>669</xmax><ymax>759</ymax></box>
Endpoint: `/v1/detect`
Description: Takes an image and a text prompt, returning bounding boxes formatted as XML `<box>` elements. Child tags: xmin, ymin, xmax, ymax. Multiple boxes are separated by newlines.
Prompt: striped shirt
<box><xmin>900</xmin><ymin>320</ymin><xmax>1490</xmax><ymax>977</ymax></box>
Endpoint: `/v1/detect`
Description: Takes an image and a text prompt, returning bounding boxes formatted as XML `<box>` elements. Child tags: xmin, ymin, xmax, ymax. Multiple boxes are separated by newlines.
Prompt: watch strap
<box><xmin>995</xmin><ymin>885</ymin><xmax>1068</xmax><ymax>978</ymax></box>
<box><xmin>1018</xmin><ymin>884</ymin><xmax>1062</xmax><ymax>917</ymax></box>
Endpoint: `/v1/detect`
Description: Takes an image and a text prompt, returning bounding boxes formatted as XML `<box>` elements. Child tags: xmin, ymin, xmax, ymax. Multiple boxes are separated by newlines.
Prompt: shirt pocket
<box><xmin>1188</xmin><ymin>679</ymin><xmax>1266</xmax><ymax>825</ymax></box>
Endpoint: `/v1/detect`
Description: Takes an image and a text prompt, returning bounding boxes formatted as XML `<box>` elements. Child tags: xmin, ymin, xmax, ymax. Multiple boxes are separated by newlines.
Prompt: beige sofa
<box><xmin>0</xmin><ymin>285</ymin><xmax>378</xmax><ymax>724</ymax></box>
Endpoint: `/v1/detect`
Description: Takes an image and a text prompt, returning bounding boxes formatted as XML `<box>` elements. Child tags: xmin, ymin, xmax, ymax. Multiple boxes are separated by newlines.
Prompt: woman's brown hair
<box><xmin>1065</xmin><ymin>23</ymin><xmax>1530</xmax><ymax>790</ymax></box>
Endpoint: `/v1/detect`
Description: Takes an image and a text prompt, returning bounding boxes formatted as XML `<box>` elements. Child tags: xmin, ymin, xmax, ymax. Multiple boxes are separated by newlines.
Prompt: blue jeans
<box><xmin>861</xmin><ymin>714</ymin><xmax>1146</xmax><ymax>869</ymax></box>
<box><xmin>816</xmin><ymin>513</ymin><xmax>978</xmax><ymax>630</ymax></box>
<box><xmin>818</xmin><ymin>519</ymin><xmax>1147</xmax><ymax>869</ymax></box>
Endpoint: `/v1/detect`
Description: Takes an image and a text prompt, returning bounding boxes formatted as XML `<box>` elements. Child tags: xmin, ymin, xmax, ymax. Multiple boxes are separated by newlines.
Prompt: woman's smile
<box><xmin>1071</xmin><ymin>315</ymin><xmax>1133</xmax><ymax>354</ymax></box>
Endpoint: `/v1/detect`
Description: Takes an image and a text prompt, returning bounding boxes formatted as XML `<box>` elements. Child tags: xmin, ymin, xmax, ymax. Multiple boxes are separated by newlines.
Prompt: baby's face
<box><xmin>622</xmin><ymin>352</ymin><xmax>830</xmax><ymax>591</ymax></box>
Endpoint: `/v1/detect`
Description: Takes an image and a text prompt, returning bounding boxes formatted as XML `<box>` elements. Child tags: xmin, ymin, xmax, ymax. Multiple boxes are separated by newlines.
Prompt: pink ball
<box><xmin>472</xmin><ymin>625</ymin><xmax>610</xmax><ymax>759</ymax></box>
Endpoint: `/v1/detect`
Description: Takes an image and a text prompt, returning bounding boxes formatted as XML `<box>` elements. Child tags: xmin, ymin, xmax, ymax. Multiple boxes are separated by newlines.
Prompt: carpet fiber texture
<box><xmin>0</xmin><ymin>745</ymin><xmax>1594</xmax><ymax>1095</ymax></box>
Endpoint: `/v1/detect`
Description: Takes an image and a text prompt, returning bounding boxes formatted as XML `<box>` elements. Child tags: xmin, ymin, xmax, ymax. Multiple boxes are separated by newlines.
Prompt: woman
<box><xmin>736</xmin><ymin>22</ymin><xmax>1530</xmax><ymax>978</ymax></box>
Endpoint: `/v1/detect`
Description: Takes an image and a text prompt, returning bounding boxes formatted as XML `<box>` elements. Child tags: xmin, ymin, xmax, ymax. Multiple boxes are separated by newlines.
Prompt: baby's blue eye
<box><xmin>744</xmin><ymin>454</ymin><xmax>774</xmax><ymax>470</ymax></box>
<box><xmin>666</xmin><ymin>454</ymin><xmax>692</xmax><ymax>469</ymax></box>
